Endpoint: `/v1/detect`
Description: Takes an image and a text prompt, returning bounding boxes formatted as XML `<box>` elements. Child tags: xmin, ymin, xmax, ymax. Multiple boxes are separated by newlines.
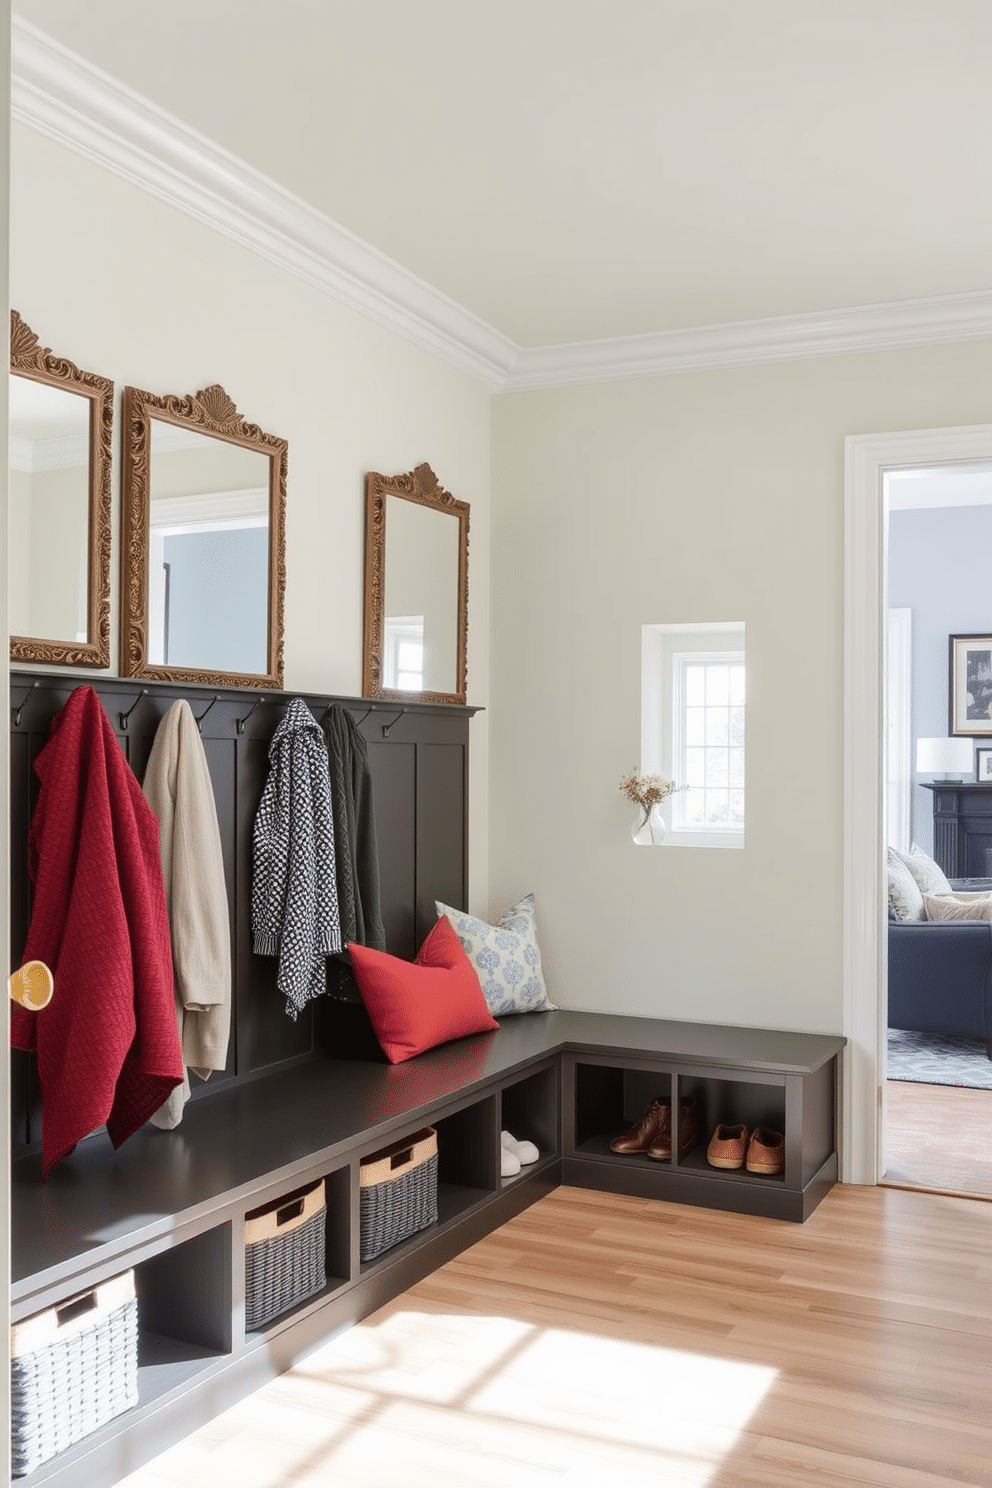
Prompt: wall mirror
<box><xmin>9</xmin><ymin>310</ymin><xmax>113</xmax><ymax>667</ymax></box>
<box><xmin>363</xmin><ymin>462</ymin><xmax>469</xmax><ymax>705</ymax></box>
<box><xmin>121</xmin><ymin>382</ymin><xmax>287</xmax><ymax>687</ymax></box>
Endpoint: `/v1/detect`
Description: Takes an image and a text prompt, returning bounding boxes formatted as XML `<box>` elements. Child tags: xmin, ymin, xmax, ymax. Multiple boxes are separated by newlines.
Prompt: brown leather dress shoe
<box><xmin>647</xmin><ymin>1096</ymin><xmax>698</xmax><ymax>1161</ymax></box>
<box><xmin>745</xmin><ymin>1127</ymin><xmax>784</xmax><ymax>1175</ymax></box>
<box><xmin>609</xmin><ymin>1097</ymin><xmax>670</xmax><ymax>1154</ymax></box>
<box><xmin>706</xmin><ymin>1122</ymin><xmax>749</xmax><ymax>1169</ymax></box>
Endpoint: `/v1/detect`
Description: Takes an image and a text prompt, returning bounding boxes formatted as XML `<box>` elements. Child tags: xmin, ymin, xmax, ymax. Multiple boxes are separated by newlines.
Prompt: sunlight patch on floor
<box><xmin>117</xmin><ymin>1308</ymin><xmax>777</xmax><ymax>1488</ymax></box>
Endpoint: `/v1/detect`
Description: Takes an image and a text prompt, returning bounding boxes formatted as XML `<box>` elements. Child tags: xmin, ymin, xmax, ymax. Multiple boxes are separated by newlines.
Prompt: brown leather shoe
<box><xmin>647</xmin><ymin>1096</ymin><xmax>698</xmax><ymax>1160</ymax></box>
<box><xmin>609</xmin><ymin>1097</ymin><xmax>670</xmax><ymax>1154</ymax></box>
<box><xmin>745</xmin><ymin>1127</ymin><xmax>784</xmax><ymax>1175</ymax></box>
<box><xmin>706</xmin><ymin>1123</ymin><xmax>749</xmax><ymax>1169</ymax></box>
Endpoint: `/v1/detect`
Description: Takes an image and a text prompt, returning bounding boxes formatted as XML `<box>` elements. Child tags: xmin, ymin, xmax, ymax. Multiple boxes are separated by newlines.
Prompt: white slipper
<box><xmin>500</xmin><ymin>1145</ymin><xmax>521</xmax><ymax>1177</ymax></box>
<box><xmin>501</xmin><ymin>1129</ymin><xmax>539</xmax><ymax>1165</ymax></box>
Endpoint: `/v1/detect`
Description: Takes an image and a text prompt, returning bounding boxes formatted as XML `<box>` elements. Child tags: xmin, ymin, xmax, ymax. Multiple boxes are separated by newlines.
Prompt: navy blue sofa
<box><xmin>888</xmin><ymin>879</ymin><xmax>992</xmax><ymax>1058</ymax></box>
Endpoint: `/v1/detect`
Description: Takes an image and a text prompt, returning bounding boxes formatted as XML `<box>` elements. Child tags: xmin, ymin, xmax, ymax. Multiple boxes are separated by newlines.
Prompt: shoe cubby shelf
<box><xmin>10</xmin><ymin>1013</ymin><xmax>842</xmax><ymax>1488</ymax></box>
<box><xmin>563</xmin><ymin>1024</ymin><xmax>841</xmax><ymax>1221</ymax></box>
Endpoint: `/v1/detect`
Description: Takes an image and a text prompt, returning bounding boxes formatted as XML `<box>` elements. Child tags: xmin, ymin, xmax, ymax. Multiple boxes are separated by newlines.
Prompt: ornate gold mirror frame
<box><xmin>363</xmin><ymin>462</ymin><xmax>469</xmax><ymax>705</ymax></box>
<box><xmin>9</xmin><ymin>310</ymin><xmax>112</xmax><ymax>667</ymax></box>
<box><xmin>121</xmin><ymin>382</ymin><xmax>287</xmax><ymax>688</ymax></box>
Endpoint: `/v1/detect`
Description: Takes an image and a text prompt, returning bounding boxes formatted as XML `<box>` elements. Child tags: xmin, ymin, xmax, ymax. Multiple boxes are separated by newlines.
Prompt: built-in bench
<box><xmin>11</xmin><ymin>1010</ymin><xmax>845</xmax><ymax>1488</ymax></box>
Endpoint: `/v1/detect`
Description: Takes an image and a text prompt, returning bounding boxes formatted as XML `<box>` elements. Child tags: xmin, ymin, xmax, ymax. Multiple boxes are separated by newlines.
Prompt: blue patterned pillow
<box><xmin>435</xmin><ymin>893</ymin><xmax>556</xmax><ymax>1016</ymax></box>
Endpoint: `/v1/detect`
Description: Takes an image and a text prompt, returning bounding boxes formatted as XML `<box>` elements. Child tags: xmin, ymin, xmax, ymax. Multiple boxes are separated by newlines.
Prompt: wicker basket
<box><xmin>360</xmin><ymin>1127</ymin><xmax>438</xmax><ymax>1262</ymax></box>
<box><xmin>10</xmin><ymin>1271</ymin><xmax>138</xmax><ymax>1478</ymax></box>
<box><xmin>244</xmin><ymin>1179</ymin><xmax>327</xmax><ymax>1331</ymax></box>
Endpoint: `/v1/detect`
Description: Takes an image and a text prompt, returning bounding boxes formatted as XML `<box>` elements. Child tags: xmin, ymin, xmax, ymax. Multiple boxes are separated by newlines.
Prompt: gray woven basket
<box><xmin>244</xmin><ymin>1180</ymin><xmax>327</xmax><ymax>1331</ymax></box>
<box><xmin>10</xmin><ymin>1273</ymin><xmax>138</xmax><ymax>1478</ymax></box>
<box><xmin>360</xmin><ymin>1127</ymin><xmax>438</xmax><ymax>1262</ymax></box>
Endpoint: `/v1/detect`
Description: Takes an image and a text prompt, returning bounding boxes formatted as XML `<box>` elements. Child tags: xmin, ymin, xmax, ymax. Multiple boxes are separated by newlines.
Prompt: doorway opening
<box><xmin>844</xmin><ymin>423</ymin><xmax>992</xmax><ymax>1194</ymax></box>
<box><xmin>883</xmin><ymin>464</ymin><xmax>992</xmax><ymax>1198</ymax></box>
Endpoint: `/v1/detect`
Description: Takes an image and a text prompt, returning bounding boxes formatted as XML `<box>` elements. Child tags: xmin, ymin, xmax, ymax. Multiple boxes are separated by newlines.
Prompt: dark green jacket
<box><xmin>321</xmin><ymin>704</ymin><xmax>386</xmax><ymax>952</ymax></box>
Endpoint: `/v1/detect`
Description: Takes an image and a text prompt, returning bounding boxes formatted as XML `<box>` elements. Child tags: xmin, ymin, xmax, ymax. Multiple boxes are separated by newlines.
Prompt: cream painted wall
<box><xmin>18</xmin><ymin>462</ymin><xmax>89</xmax><ymax>640</ymax></box>
<box><xmin>9</xmin><ymin>120</ymin><xmax>492</xmax><ymax>909</ymax></box>
<box><xmin>6</xmin><ymin>95</ymin><xmax>992</xmax><ymax>1183</ymax></box>
<box><xmin>490</xmin><ymin>340</ymin><xmax>992</xmax><ymax>1033</ymax></box>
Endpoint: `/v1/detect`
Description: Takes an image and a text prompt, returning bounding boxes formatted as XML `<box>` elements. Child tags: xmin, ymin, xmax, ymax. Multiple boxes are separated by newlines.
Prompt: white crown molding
<box><xmin>152</xmin><ymin>486</ymin><xmax>269</xmax><ymax>532</ymax></box>
<box><xmin>10</xmin><ymin>18</ymin><xmax>517</xmax><ymax>390</ymax></box>
<box><xmin>504</xmin><ymin>291</ymin><xmax>992</xmax><ymax>390</ymax></box>
<box><xmin>11</xmin><ymin>17</ymin><xmax>992</xmax><ymax>393</ymax></box>
<box><xmin>9</xmin><ymin>431</ymin><xmax>88</xmax><ymax>473</ymax></box>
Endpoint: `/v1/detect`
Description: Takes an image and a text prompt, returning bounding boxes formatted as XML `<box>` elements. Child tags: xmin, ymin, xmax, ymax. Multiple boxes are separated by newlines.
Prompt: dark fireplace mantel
<box><xmin>923</xmin><ymin>782</ymin><xmax>992</xmax><ymax>878</ymax></box>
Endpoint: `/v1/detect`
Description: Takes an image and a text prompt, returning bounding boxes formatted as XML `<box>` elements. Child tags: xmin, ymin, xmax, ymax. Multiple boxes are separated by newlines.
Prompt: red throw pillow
<box><xmin>348</xmin><ymin>917</ymin><xmax>499</xmax><ymax>1063</ymax></box>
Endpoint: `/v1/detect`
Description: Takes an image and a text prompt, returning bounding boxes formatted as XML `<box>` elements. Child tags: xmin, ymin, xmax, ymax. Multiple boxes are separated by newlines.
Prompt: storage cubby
<box><xmin>564</xmin><ymin>1021</ymin><xmax>841</xmax><ymax>1222</ymax></box>
<box><xmin>321</xmin><ymin>1165</ymin><xmax>352</xmax><ymax>1291</ymax></box>
<box><xmin>241</xmin><ymin>1164</ymin><xmax>353</xmax><ymax>1338</ymax></box>
<box><xmin>573</xmin><ymin>1059</ymin><xmax>682</xmax><ymax>1156</ymax></box>
<box><xmin>135</xmin><ymin>1224</ymin><xmax>233</xmax><ymax>1396</ymax></box>
<box><xmin>671</xmin><ymin>1072</ymin><xmax>784</xmax><ymax>1186</ymax></box>
<box><xmin>573</xmin><ymin>1062</ymin><xmax>791</xmax><ymax>1179</ymax></box>
<box><xmin>574</xmin><ymin>1060</ymin><xmax>628</xmax><ymax>1151</ymax></box>
<box><xmin>433</xmin><ymin>1096</ymin><xmax>497</xmax><ymax>1223</ymax></box>
<box><xmin>499</xmin><ymin>1060</ymin><xmax>559</xmax><ymax>1182</ymax></box>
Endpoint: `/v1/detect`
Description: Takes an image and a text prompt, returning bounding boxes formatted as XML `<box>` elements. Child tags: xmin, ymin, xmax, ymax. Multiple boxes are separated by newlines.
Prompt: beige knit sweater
<box><xmin>143</xmin><ymin>699</ymin><xmax>232</xmax><ymax>1129</ymax></box>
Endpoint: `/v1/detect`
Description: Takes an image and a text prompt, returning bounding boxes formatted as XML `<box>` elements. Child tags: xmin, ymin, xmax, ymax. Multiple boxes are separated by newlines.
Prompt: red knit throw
<box><xmin>11</xmin><ymin>687</ymin><xmax>183</xmax><ymax>1179</ymax></box>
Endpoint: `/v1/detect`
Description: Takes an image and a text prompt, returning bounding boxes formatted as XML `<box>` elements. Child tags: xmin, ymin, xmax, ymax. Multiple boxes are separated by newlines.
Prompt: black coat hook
<box><xmin>381</xmin><ymin>709</ymin><xmax>406</xmax><ymax>738</ymax></box>
<box><xmin>236</xmin><ymin>697</ymin><xmax>265</xmax><ymax>735</ymax></box>
<box><xmin>119</xmin><ymin>689</ymin><xmax>148</xmax><ymax>732</ymax></box>
<box><xmin>12</xmin><ymin>681</ymin><xmax>40</xmax><ymax>727</ymax></box>
<box><xmin>194</xmin><ymin>695</ymin><xmax>219</xmax><ymax>731</ymax></box>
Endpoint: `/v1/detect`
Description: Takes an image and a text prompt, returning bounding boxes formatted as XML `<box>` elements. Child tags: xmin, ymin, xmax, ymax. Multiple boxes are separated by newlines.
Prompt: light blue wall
<box><xmin>888</xmin><ymin>503</ymin><xmax>992</xmax><ymax>853</ymax></box>
<box><xmin>163</xmin><ymin>528</ymin><xmax>269</xmax><ymax>674</ymax></box>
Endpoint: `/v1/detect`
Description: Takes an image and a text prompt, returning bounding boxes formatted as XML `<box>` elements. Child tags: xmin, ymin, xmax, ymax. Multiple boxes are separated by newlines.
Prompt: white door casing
<box><xmin>843</xmin><ymin>423</ymin><xmax>992</xmax><ymax>1184</ymax></box>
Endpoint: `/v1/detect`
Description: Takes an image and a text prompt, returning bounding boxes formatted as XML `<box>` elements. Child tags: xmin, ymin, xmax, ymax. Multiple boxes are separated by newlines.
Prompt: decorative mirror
<box><xmin>363</xmin><ymin>462</ymin><xmax>469</xmax><ymax>705</ymax></box>
<box><xmin>121</xmin><ymin>382</ymin><xmax>287</xmax><ymax>687</ymax></box>
<box><xmin>9</xmin><ymin>310</ymin><xmax>113</xmax><ymax>667</ymax></box>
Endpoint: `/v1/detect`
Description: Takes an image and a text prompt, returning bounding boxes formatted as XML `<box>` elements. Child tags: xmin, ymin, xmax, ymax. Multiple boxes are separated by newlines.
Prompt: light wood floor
<box><xmin>883</xmin><ymin>1079</ymin><xmax>992</xmax><ymax>1198</ymax></box>
<box><xmin>117</xmin><ymin>1181</ymin><xmax>992</xmax><ymax>1488</ymax></box>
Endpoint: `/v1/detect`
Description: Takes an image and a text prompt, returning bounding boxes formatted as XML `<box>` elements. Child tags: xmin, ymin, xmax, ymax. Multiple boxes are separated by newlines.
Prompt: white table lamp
<box><xmin>915</xmin><ymin>736</ymin><xmax>974</xmax><ymax>782</ymax></box>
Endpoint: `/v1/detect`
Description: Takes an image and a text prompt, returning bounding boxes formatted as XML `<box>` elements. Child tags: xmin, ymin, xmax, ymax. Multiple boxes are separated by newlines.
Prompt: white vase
<box><xmin>631</xmin><ymin>804</ymin><xmax>666</xmax><ymax>846</ymax></box>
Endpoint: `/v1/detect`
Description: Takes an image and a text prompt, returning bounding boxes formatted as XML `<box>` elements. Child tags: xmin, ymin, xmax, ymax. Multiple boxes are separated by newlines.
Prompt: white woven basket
<box><xmin>11</xmin><ymin>1271</ymin><xmax>138</xmax><ymax>1478</ymax></box>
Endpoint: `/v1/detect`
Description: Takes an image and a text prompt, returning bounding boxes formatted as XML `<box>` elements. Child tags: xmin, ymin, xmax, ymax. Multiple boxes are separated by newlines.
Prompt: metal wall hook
<box><xmin>12</xmin><ymin>681</ymin><xmax>40</xmax><ymax>727</ymax></box>
<box><xmin>236</xmin><ymin>697</ymin><xmax>265</xmax><ymax>735</ymax></box>
<box><xmin>381</xmin><ymin>709</ymin><xmax>405</xmax><ymax>738</ymax></box>
<box><xmin>194</xmin><ymin>695</ymin><xmax>219</xmax><ymax>731</ymax></box>
<box><xmin>119</xmin><ymin>689</ymin><xmax>148</xmax><ymax>731</ymax></box>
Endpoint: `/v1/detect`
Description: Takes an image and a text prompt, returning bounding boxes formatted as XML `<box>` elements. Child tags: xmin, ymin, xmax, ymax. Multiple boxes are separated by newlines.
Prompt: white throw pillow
<box><xmin>435</xmin><ymin>893</ymin><xmax>557</xmax><ymax>1016</ymax></box>
<box><xmin>887</xmin><ymin>848</ymin><xmax>924</xmax><ymax>921</ymax></box>
<box><xmin>923</xmin><ymin>890</ymin><xmax>992</xmax><ymax>922</ymax></box>
<box><xmin>897</xmin><ymin>843</ymin><xmax>953</xmax><ymax>898</ymax></box>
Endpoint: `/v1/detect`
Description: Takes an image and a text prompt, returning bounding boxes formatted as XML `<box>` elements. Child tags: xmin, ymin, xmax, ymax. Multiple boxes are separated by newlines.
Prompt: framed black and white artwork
<box><xmin>949</xmin><ymin>634</ymin><xmax>992</xmax><ymax>737</ymax></box>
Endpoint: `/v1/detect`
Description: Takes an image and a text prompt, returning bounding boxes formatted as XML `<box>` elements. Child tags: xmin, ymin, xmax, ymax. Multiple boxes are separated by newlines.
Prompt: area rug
<box><xmin>887</xmin><ymin>1029</ymin><xmax>992</xmax><ymax>1090</ymax></box>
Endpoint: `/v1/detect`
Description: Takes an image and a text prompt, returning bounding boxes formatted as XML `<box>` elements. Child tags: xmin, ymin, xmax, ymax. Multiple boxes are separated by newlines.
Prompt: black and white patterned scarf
<box><xmin>252</xmin><ymin>698</ymin><xmax>341</xmax><ymax>1019</ymax></box>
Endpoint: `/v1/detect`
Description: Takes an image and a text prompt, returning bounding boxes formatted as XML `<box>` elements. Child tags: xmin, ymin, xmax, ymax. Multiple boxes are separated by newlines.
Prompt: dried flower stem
<box><xmin>618</xmin><ymin>770</ymin><xmax>682</xmax><ymax>833</ymax></box>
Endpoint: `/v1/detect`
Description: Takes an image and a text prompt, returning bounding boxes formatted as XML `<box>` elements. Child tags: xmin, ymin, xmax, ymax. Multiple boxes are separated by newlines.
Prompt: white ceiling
<box><xmin>11</xmin><ymin>0</ymin><xmax>992</xmax><ymax>351</ymax></box>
